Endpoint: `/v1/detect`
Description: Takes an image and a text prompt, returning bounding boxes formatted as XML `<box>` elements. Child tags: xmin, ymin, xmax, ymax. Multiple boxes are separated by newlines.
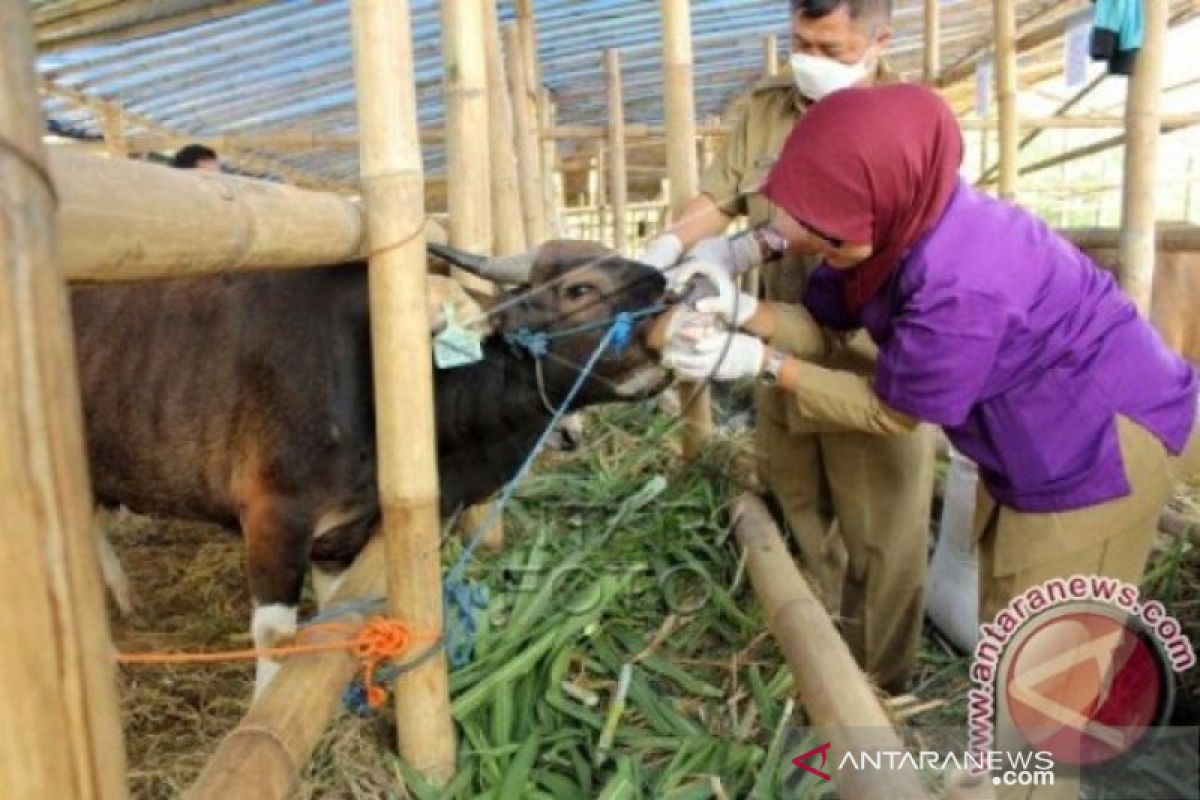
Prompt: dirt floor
<box><xmin>101</xmin><ymin>404</ymin><xmax>1200</xmax><ymax>799</ymax></box>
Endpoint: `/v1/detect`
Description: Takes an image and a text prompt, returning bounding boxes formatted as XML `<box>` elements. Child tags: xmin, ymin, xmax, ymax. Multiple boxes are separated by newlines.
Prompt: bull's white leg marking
<box><xmin>94</xmin><ymin>519</ymin><xmax>135</xmax><ymax>617</ymax></box>
<box><xmin>311</xmin><ymin>566</ymin><xmax>347</xmax><ymax>610</ymax></box>
<box><xmin>251</xmin><ymin>603</ymin><xmax>297</xmax><ymax>698</ymax></box>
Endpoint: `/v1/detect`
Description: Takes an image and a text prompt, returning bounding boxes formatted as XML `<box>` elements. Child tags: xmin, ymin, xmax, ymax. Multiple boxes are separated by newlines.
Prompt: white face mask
<box><xmin>790</xmin><ymin>49</ymin><xmax>875</xmax><ymax>102</ymax></box>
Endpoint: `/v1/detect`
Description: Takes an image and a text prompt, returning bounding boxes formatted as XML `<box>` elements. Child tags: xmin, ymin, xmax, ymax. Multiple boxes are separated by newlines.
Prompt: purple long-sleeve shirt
<box><xmin>803</xmin><ymin>181</ymin><xmax>1197</xmax><ymax>513</ymax></box>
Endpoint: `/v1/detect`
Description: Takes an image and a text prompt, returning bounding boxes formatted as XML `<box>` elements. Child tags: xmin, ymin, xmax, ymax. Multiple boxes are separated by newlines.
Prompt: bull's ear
<box><xmin>463</xmin><ymin>288</ymin><xmax>501</xmax><ymax>334</ymax></box>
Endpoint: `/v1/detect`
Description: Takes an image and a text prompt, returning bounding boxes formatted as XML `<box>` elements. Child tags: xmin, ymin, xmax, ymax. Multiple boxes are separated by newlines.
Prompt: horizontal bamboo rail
<box><xmin>1063</xmin><ymin>226</ymin><xmax>1200</xmax><ymax>253</ymax></box>
<box><xmin>731</xmin><ymin>494</ymin><xmax>929</xmax><ymax>800</ymax></box>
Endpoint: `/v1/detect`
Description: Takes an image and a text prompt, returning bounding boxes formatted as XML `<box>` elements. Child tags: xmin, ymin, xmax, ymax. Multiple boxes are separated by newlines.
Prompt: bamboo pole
<box><xmin>540</xmin><ymin>88</ymin><xmax>563</xmax><ymax>237</ymax></box>
<box><xmin>924</xmin><ymin>0</ymin><xmax>941</xmax><ymax>83</ymax></box>
<box><xmin>1119</xmin><ymin>0</ymin><xmax>1170</xmax><ymax>315</ymax></box>
<box><xmin>504</xmin><ymin>23</ymin><xmax>546</xmax><ymax>244</ymax></box>
<box><xmin>606</xmin><ymin>49</ymin><xmax>629</xmax><ymax>253</ymax></box>
<box><xmin>99</xmin><ymin>103</ymin><xmax>126</xmax><ymax>158</ymax></box>
<box><xmin>50</xmin><ymin>150</ymin><xmax>367</xmax><ymax>280</ymax></box>
<box><xmin>483</xmin><ymin>0</ymin><xmax>527</xmax><ymax>256</ymax></box>
<box><xmin>443</xmin><ymin>0</ymin><xmax>502</xmax><ymax>550</ymax></box>
<box><xmin>350</xmin><ymin>0</ymin><xmax>456</xmax><ymax>780</ymax></box>
<box><xmin>731</xmin><ymin>494</ymin><xmax>929</xmax><ymax>800</ymax></box>
<box><xmin>661</xmin><ymin>0</ymin><xmax>712</xmax><ymax>458</ymax></box>
<box><xmin>762</xmin><ymin>33</ymin><xmax>778</xmax><ymax>77</ymax></box>
<box><xmin>514</xmin><ymin>0</ymin><xmax>542</xmax><ymax>103</ymax></box>
<box><xmin>188</xmin><ymin>539</ymin><xmax>387</xmax><ymax>799</ymax></box>
<box><xmin>993</xmin><ymin>0</ymin><xmax>1019</xmax><ymax>201</ymax></box>
<box><xmin>0</xmin><ymin>1</ymin><xmax>128</xmax><ymax>797</ymax></box>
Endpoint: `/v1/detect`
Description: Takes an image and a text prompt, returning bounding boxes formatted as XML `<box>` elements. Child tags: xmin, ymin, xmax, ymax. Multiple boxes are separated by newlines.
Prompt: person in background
<box><xmin>660</xmin><ymin>83</ymin><xmax>1199</xmax><ymax>799</ymax></box>
<box><xmin>642</xmin><ymin>0</ymin><xmax>931</xmax><ymax>693</ymax></box>
<box><xmin>171</xmin><ymin>143</ymin><xmax>220</xmax><ymax>171</ymax></box>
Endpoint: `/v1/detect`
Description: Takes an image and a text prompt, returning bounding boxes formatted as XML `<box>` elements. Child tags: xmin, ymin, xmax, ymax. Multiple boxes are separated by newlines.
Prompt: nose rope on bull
<box><xmin>327</xmin><ymin>313</ymin><xmax>639</xmax><ymax>716</ymax></box>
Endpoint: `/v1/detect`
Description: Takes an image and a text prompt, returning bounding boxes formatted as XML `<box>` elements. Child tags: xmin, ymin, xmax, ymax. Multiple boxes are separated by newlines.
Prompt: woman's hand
<box><xmin>672</xmin><ymin>259</ymin><xmax>760</xmax><ymax>329</ymax></box>
<box><xmin>663</xmin><ymin>325</ymin><xmax>767</xmax><ymax>383</ymax></box>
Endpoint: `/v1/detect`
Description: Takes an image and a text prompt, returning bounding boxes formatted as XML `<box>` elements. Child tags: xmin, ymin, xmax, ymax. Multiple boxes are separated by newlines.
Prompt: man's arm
<box><xmin>663</xmin><ymin>193</ymin><xmax>735</xmax><ymax>251</ymax></box>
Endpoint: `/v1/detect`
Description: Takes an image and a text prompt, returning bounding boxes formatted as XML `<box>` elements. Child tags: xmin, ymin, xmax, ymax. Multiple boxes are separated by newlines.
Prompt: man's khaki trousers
<box><xmin>756</xmin><ymin>385</ymin><xmax>935</xmax><ymax>692</ymax></box>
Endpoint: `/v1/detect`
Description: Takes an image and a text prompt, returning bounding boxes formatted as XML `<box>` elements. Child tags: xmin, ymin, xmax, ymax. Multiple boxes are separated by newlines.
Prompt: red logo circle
<box><xmin>1003</xmin><ymin>607</ymin><xmax>1169</xmax><ymax>765</ymax></box>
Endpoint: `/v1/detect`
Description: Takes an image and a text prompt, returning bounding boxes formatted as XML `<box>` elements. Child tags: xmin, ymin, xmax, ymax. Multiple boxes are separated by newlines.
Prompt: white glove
<box><xmin>639</xmin><ymin>233</ymin><xmax>684</xmax><ymax>272</ymax></box>
<box><xmin>688</xmin><ymin>233</ymin><xmax>764</xmax><ymax>277</ymax></box>
<box><xmin>663</xmin><ymin>328</ymin><xmax>766</xmax><ymax>383</ymax></box>
<box><xmin>671</xmin><ymin>260</ymin><xmax>758</xmax><ymax>328</ymax></box>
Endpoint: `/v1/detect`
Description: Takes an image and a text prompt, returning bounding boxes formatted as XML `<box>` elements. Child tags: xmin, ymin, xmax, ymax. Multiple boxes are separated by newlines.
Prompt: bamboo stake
<box><xmin>762</xmin><ymin>33</ymin><xmax>778</xmax><ymax>77</ymax></box>
<box><xmin>443</xmin><ymin>0</ymin><xmax>502</xmax><ymax>550</ymax></box>
<box><xmin>483</xmin><ymin>0</ymin><xmax>527</xmax><ymax>256</ymax></box>
<box><xmin>606</xmin><ymin>49</ymin><xmax>629</xmax><ymax>254</ymax></box>
<box><xmin>514</xmin><ymin>0</ymin><xmax>542</xmax><ymax>103</ymax></box>
<box><xmin>924</xmin><ymin>0</ymin><xmax>941</xmax><ymax>83</ymax></box>
<box><xmin>993</xmin><ymin>0</ymin><xmax>1019</xmax><ymax>201</ymax></box>
<box><xmin>731</xmin><ymin>494</ymin><xmax>929</xmax><ymax>800</ymax></box>
<box><xmin>661</xmin><ymin>0</ymin><xmax>712</xmax><ymax>458</ymax></box>
<box><xmin>0</xmin><ymin>0</ymin><xmax>127</xmax><ymax>796</ymax></box>
<box><xmin>1120</xmin><ymin>0</ymin><xmax>1169</xmax><ymax>315</ymax></box>
<box><xmin>350</xmin><ymin>0</ymin><xmax>456</xmax><ymax>780</ymax></box>
<box><xmin>504</xmin><ymin>23</ymin><xmax>546</xmax><ymax>244</ymax></box>
<box><xmin>540</xmin><ymin>88</ymin><xmax>563</xmax><ymax>237</ymax></box>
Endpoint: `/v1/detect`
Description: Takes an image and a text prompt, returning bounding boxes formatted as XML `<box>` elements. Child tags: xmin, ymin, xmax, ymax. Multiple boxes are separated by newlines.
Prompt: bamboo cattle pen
<box><xmin>923</xmin><ymin>0</ymin><xmax>940</xmax><ymax>84</ymax></box>
<box><xmin>992</xmin><ymin>0</ymin><xmax>1019</xmax><ymax>201</ymax></box>
<box><xmin>1119</xmin><ymin>0</ymin><xmax>1170</xmax><ymax>315</ymax></box>
<box><xmin>0</xmin><ymin>1</ymin><xmax>128</xmax><ymax>796</ymax></box>
<box><xmin>732</xmin><ymin>495</ymin><xmax>929</xmax><ymax>800</ymax></box>
<box><xmin>606</xmin><ymin>48</ymin><xmax>629</xmax><ymax>253</ymax></box>
<box><xmin>661</xmin><ymin>0</ymin><xmax>713</xmax><ymax>458</ymax></box>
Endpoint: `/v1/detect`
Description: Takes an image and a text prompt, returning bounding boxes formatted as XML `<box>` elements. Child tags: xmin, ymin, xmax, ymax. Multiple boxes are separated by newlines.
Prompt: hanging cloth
<box><xmin>1090</xmin><ymin>0</ymin><xmax>1144</xmax><ymax>75</ymax></box>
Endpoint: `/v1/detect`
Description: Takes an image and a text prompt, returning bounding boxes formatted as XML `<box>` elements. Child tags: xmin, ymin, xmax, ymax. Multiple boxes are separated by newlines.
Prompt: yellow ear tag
<box><xmin>434</xmin><ymin>303</ymin><xmax>484</xmax><ymax>369</ymax></box>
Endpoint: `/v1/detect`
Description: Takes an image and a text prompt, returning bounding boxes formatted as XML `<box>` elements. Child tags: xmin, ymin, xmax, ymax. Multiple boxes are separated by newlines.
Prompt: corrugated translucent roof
<box><xmin>30</xmin><ymin>0</ymin><xmax>1199</xmax><ymax>189</ymax></box>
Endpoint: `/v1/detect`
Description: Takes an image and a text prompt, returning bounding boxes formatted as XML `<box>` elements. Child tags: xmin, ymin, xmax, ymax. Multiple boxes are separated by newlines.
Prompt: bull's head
<box><xmin>430</xmin><ymin>240</ymin><xmax>670</xmax><ymax>404</ymax></box>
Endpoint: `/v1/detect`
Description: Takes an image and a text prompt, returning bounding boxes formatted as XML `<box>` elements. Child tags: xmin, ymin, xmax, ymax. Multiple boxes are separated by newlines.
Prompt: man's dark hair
<box><xmin>171</xmin><ymin>144</ymin><xmax>218</xmax><ymax>168</ymax></box>
<box><xmin>790</xmin><ymin>0</ymin><xmax>892</xmax><ymax>21</ymax></box>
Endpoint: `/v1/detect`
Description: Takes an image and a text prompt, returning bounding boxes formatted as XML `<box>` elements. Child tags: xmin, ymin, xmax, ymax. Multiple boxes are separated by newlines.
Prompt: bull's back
<box><xmin>71</xmin><ymin>267</ymin><xmax>374</xmax><ymax>525</ymax></box>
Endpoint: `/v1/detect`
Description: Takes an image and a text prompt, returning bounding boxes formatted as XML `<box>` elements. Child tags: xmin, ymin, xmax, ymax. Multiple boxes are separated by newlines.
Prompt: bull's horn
<box><xmin>426</xmin><ymin>242</ymin><xmax>537</xmax><ymax>283</ymax></box>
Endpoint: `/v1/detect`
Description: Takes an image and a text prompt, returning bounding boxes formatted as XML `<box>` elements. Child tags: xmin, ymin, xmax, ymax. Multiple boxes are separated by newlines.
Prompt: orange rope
<box><xmin>114</xmin><ymin>617</ymin><xmax>440</xmax><ymax>709</ymax></box>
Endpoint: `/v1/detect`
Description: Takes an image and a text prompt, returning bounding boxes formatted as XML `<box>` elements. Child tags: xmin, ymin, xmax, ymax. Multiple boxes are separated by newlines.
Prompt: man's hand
<box><xmin>663</xmin><ymin>326</ymin><xmax>766</xmax><ymax>383</ymax></box>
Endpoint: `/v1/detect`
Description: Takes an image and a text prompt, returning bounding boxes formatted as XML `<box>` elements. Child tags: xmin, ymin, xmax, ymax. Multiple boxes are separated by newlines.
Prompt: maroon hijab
<box><xmin>762</xmin><ymin>84</ymin><xmax>963</xmax><ymax>311</ymax></box>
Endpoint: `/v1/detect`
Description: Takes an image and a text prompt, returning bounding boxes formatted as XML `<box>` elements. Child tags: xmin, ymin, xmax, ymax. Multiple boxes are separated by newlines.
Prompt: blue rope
<box><xmin>504</xmin><ymin>304</ymin><xmax>666</xmax><ymax>360</ymax></box>
<box><xmin>339</xmin><ymin>311</ymin><xmax>640</xmax><ymax>712</ymax></box>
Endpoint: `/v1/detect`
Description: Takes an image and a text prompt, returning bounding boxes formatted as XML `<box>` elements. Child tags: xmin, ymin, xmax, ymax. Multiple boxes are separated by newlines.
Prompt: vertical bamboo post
<box><xmin>593</xmin><ymin>150</ymin><xmax>609</xmax><ymax>243</ymax></box>
<box><xmin>514</xmin><ymin>0</ymin><xmax>542</xmax><ymax>104</ymax></box>
<box><xmin>762</xmin><ymin>33</ymin><xmax>778</xmax><ymax>77</ymax></box>
<box><xmin>100</xmin><ymin>104</ymin><xmax>127</xmax><ymax>158</ymax></box>
<box><xmin>0</xmin><ymin>1</ymin><xmax>128</xmax><ymax>797</ymax></box>
<box><xmin>482</xmin><ymin>0</ymin><xmax>527</xmax><ymax>255</ymax></box>
<box><xmin>503</xmin><ymin>23</ymin><xmax>546</xmax><ymax>245</ymax></box>
<box><xmin>923</xmin><ymin>0</ymin><xmax>940</xmax><ymax>84</ymax></box>
<box><xmin>606</xmin><ymin>48</ymin><xmax>629</xmax><ymax>253</ymax></box>
<box><xmin>443</xmin><ymin>0</ymin><xmax>503</xmax><ymax>550</ymax></box>
<box><xmin>540</xmin><ymin>87</ymin><xmax>562</xmax><ymax>237</ymax></box>
<box><xmin>349</xmin><ymin>0</ymin><xmax>456</xmax><ymax>780</ymax></box>
<box><xmin>1119</xmin><ymin>0</ymin><xmax>1169</xmax><ymax>315</ymax></box>
<box><xmin>661</xmin><ymin>0</ymin><xmax>712</xmax><ymax>458</ymax></box>
<box><xmin>993</xmin><ymin>0</ymin><xmax>1018</xmax><ymax>201</ymax></box>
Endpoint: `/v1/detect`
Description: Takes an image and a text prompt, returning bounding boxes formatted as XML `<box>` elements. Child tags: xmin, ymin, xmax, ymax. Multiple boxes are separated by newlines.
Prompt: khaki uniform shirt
<box><xmin>698</xmin><ymin>64</ymin><xmax>898</xmax><ymax>433</ymax></box>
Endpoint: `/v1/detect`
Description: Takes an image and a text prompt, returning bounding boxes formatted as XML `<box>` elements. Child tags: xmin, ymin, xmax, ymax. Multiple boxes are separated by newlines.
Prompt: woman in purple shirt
<box><xmin>661</xmin><ymin>83</ymin><xmax>1198</xmax><ymax>794</ymax></box>
<box><xmin>663</xmin><ymin>82</ymin><xmax>1198</xmax><ymax>644</ymax></box>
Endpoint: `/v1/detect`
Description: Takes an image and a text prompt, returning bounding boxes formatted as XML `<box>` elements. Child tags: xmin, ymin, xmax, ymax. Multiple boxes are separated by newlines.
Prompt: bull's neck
<box><xmin>432</xmin><ymin>340</ymin><xmax>573</xmax><ymax>515</ymax></box>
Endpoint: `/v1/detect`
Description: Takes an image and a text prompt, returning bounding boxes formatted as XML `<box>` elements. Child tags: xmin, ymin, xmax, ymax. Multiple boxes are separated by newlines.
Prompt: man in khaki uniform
<box><xmin>642</xmin><ymin>0</ymin><xmax>933</xmax><ymax>692</ymax></box>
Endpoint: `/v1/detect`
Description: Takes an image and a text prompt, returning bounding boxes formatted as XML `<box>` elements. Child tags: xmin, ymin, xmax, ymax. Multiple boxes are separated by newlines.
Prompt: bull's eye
<box><xmin>563</xmin><ymin>283</ymin><xmax>596</xmax><ymax>301</ymax></box>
